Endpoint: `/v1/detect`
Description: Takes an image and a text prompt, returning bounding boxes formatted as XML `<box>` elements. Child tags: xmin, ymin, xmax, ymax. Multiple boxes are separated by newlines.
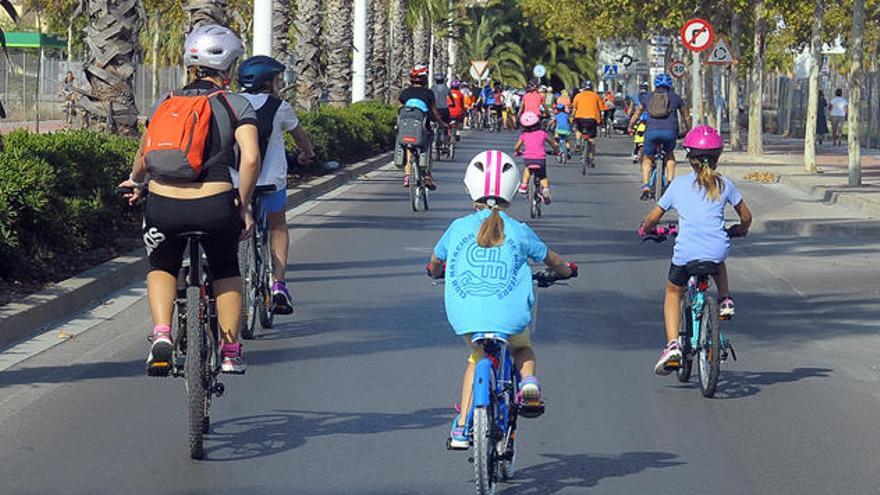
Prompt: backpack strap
<box><xmin>202</xmin><ymin>90</ymin><xmax>239</xmax><ymax>171</ymax></box>
<box><xmin>255</xmin><ymin>95</ymin><xmax>283</xmax><ymax>162</ymax></box>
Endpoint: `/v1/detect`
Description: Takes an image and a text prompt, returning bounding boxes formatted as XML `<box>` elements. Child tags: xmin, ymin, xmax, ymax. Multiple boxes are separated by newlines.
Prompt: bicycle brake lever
<box><xmin>641</xmin><ymin>235</ymin><xmax>667</xmax><ymax>243</ymax></box>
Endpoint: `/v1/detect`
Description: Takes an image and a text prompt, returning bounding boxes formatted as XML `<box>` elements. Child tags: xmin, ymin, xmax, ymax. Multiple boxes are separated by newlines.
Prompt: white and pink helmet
<box><xmin>464</xmin><ymin>150</ymin><xmax>520</xmax><ymax>205</ymax></box>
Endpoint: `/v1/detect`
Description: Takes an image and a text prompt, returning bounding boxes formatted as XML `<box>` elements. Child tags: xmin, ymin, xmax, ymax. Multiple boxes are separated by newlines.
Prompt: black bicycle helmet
<box><xmin>433</xmin><ymin>73</ymin><xmax>446</xmax><ymax>83</ymax></box>
<box><xmin>581</xmin><ymin>79</ymin><xmax>593</xmax><ymax>90</ymax></box>
<box><xmin>238</xmin><ymin>55</ymin><xmax>286</xmax><ymax>91</ymax></box>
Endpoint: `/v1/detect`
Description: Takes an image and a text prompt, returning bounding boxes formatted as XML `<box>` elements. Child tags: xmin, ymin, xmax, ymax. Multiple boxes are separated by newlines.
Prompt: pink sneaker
<box><xmin>221</xmin><ymin>343</ymin><xmax>247</xmax><ymax>374</ymax></box>
<box><xmin>146</xmin><ymin>326</ymin><xmax>173</xmax><ymax>376</ymax></box>
<box><xmin>518</xmin><ymin>183</ymin><xmax>528</xmax><ymax>194</ymax></box>
<box><xmin>654</xmin><ymin>341</ymin><xmax>682</xmax><ymax>375</ymax></box>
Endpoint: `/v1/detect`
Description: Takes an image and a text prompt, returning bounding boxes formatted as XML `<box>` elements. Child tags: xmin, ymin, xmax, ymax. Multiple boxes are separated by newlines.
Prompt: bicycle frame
<box><xmin>684</xmin><ymin>276</ymin><xmax>728</xmax><ymax>353</ymax></box>
<box><xmin>464</xmin><ymin>335</ymin><xmax>518</xmax><ymax>440</ymax></box>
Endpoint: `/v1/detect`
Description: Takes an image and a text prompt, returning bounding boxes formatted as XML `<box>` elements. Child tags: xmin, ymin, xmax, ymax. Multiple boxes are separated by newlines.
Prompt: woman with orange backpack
<box><xmin>118</xmin><ymin>25</ymin><xmax>261</xmax><ymax>375</ymax></box>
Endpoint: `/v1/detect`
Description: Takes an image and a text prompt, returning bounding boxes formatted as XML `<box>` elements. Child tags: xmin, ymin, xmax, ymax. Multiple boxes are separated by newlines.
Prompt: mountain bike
<box><xmin>431</xmin><ymin>267</ymin><xmax>574</xmax><ymax>495</ymax></box>
<box><xmin>238</xmin><ymin>184</ymin><xmax>279</xmax><ymax>340</ymax></box>
<box><xmin>118</xmin><ymin>187</ymin><xmax>227</xmax><ymax>460</ymax></box>
<box><xmin>405</xmin><ymin>146</ymin><xmax>430</xmax><ymax>212</ymax></box>
<box><xmin>525</xmin><ymin>162</ymin><xmax>545</xmax><ymax>219</ymax></box>
<box><xmin>576</xmin><ymin>134</ymin><xmax>594</xmax><ymax>175</ymax></box>
<box><xmin>642</xmin><ymin>226</ymin><xmax>741</xmax><ymax>398</ymax></box>
<box><xmin>643</xmin><ymin>147</ymin><xmax>668</xmax><ymax>201</ymax></box>
<box><xmin>555</xmin><ymin>134</ymin><xmax>570</xmax><ymax>164</ymax></box>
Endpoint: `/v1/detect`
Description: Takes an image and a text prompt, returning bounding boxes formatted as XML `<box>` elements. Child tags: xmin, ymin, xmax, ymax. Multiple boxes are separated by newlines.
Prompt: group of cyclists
<box><xmin>113</xmin><ymin>22</ymin><xmax>752</xmax><ymax>458</ymax></box>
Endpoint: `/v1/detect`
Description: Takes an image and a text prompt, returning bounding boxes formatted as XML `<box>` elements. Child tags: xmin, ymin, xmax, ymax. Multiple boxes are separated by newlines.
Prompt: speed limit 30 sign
<box><xmin>669</xmin><ymin>60</ymin><xmax>687</xmax><ymax>79</ymax></box>
<box><xmin>680</xmin><ymin>18</ymin><xmax>715</xmax><ymax>52</ymax></box>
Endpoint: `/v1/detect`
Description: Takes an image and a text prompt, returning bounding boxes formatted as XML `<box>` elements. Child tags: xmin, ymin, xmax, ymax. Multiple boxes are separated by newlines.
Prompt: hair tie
<box><xmin>486</xmin><ymin>198</ymin><xmax>497</xmax><ymax>208</ymax></box>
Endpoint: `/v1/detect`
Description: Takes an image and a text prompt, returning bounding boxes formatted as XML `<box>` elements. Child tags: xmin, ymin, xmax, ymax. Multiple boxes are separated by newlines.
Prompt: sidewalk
<box><xmin>0</xmin><ymin>120</ymin><xmax>67</xmax><ymax>133</ymax></box>
<box><xmin>721</xmin><ymin>133</ymin><xmax>880</xmax><ymax>219</ymax></box>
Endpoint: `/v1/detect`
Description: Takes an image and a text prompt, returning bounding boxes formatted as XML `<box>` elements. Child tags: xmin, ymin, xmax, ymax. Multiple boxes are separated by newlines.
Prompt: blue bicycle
<box><xmin>642</xmin><ymin>147</ymin><xmax>668</xmax><ymax>201</ymax></box>
<box><xmin>643</xmin><ymin>226</ymin><xmax>741</xmax><ymax>397</ymax></box>
<box><xmin>442</xmin><ymin>268</ymin><xmax>569</xmax><ymax>494</ymax></box>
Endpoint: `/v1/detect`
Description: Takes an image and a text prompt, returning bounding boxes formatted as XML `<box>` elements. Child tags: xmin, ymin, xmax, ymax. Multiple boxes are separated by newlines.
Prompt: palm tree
<box><xmin>294</xmin><ymin>0</ymin><xmax>323</xmax><ymax>110</ymax></box>
<box><xmin>538</xmin><ymin>39</ymin><xmax>594</xmax><ymax>90</ymax></box>
<box><xmin>325</xmin><ymin>0</ymin><xmax>353</xmax><ymax>106</ymax></box>
<box><xmin>461</xmin><ymin>14</ymin><xmax>525</xmax><ymax>86</ymax></box>
<box><xmin>273</xmin><ymin>0</ymin><xmax>292</xmax><ymax>63</ymax></box>
<box><xmin>82</xmin><ymin>0</ymin><xmax>143</xmax><ymax>135</ymax></box>
<box><xmin>368</xmin><ymin>0</ymin><xmax>389</xmax><ymax>101</ymax></box>
<box><xmin>388</xmin><ymin>0</ymin><xmax>408</xmax><ymax>95</ymax></box>
<box><xmin>185</xmin><ymin>0</ymin><xmax>226</xmax><ymax>30</ymax></box>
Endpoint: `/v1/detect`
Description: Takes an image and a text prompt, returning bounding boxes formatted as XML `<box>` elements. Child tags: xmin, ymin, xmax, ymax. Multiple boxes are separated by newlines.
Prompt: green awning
<box><xmin>4</xmin><ymin>31</ymin><xmax>67</xmax><ymax>50</ymax></box>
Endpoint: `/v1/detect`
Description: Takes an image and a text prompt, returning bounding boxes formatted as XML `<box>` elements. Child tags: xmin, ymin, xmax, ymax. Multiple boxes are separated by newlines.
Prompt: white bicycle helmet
<box><xmin>184</xmin><ymin>24</ymin><xmax>244</xmax><ymax>71</ymax></box>
<box><xmin>464</xmin><ymin>150</ymin><xmax>520</xmax><ymax>205</ymax></box>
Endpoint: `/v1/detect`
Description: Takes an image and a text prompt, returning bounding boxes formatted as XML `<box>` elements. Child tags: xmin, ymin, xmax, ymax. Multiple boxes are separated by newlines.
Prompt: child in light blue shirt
<box><xmin>427</xmin><ymin>149</ymin><xmax>576</xmax><ymax>448</ymax></box>
<box><xmin>641</xmin><ymin>126</ymin><xmax>753</xmax><ymax>376</ymax></box>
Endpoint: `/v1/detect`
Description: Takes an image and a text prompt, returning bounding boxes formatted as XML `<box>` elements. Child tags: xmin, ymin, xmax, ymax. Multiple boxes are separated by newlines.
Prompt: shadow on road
<box><xmin>204</xmin><ymin>407</ymin><xmax>449</xmax><ymax>461</ymax></box>
<box><xmin>498</xmin><ymin>451</ymin><xmax>684</xmax><ymax>494</ymax></box>
<box><xmin>666</xmin><ymin>367</ymin><xmax>833</xmax><ymax>399</ymax></box>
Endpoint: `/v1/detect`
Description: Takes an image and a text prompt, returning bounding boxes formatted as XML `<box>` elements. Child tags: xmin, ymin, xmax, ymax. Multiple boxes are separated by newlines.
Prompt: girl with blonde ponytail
<box><xmin>427</xmin><ymin>150</ymin><xmax>577</xmax><ymax>449</ymax></box>
<box><xmin>641</xmin><ymin>126</ymin><xmax>753</xmax><ymax>377</ymax></box>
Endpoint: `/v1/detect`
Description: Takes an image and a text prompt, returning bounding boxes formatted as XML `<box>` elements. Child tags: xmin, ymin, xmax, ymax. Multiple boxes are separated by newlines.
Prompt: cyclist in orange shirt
<box><xmin>571</xmin><ymin>79</ymin><xmax>605</xmax><ymax>163</ymax></box>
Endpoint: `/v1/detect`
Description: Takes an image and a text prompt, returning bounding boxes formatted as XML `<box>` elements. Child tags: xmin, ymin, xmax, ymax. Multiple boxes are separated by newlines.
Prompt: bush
<box><xmin>0</xmin><ymin>101</ymin><xmax>397</xmax><ymax>280</ymax></box>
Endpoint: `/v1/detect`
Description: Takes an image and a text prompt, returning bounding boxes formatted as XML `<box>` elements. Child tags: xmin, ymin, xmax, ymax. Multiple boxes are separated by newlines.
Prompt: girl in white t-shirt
<box><xmin>236</xmin><ymin>56</ymin><xmax>316</xmax><ymax>315</ymax></box>
<box><xmin>828</xmin><ymin>88</ymin><xmax>848</xmax><ymax>147</ymax></box>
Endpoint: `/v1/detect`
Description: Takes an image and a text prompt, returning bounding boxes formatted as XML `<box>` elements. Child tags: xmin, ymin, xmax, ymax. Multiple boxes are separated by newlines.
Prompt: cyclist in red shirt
<box><xmin>448</xmin><ymin>79</ymin><xmax>465</xmax><ymax>142</ymax></box>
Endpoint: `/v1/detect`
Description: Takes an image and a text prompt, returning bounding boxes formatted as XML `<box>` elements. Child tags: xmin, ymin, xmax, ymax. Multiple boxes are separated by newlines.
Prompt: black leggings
<box><xmin>143</xmin><ymin>190</ymin><xmax>242</xmax><ymax>280</ymax></box>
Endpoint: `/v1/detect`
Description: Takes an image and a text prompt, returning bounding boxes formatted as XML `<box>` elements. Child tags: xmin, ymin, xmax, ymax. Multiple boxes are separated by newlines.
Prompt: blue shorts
<box><xmin>260</xmin><ymin>187</ymin><xmax>287</xmax><ymax>214</ymax></box>
<box><xmin>643</xmin><ymin>129</ymin><xmax>677</xmax><ymax>157</ymax></box>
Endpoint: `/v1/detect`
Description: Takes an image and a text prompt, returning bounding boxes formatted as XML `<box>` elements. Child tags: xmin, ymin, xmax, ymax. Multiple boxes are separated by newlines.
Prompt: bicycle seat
<box><xmin>526</xmin><ymin>163</ymin><xmax>543</xmax><ymax>170</ymax></box>
<box><xmin>471</xmin><ymin>332</ymin><xmax>509</xmax><ymax>345</ymax></box>
<box><xmin>254</xmin><ymin>185</ymin><xmax>277</xmax><ymax>195</ymax></box>
<box><xmin>686</xmin><ymin>260</ymin><xmax>720</xmax><ymax>277</ymax></box>
<box><xmin>177</xmin><ymin>230</ymin><xmax>210</xmax><ymax>240</ymax></box>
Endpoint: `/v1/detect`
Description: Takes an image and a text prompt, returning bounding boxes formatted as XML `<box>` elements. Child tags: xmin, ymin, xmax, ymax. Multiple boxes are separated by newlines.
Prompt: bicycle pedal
<box><xmin>146</xmin><ymin>361</ymin><xmax>171</xmax><ymax>377</ymax></box>
<box><xmin>518</xmin><ymin>401</ymin><xmax>545</xmax><ymax>419</ymax></box>
<box><xmin>665</xmin><ymin>360</ymin><xmax>681</xmax><ymax>369</ymax></box>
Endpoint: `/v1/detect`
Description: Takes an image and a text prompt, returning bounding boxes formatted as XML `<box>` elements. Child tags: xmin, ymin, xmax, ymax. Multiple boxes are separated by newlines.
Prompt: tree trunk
<box><xmin>273</xmin><ymin>0</ymin><xmax>292</xmax><ymax>63</ymax></box>
<box><xmin>747</xmin><ymin>0</ymin><xmax>766</xmax><ymax>156</ymax></box>
<box><xmin>728</xmin><ymin>12</ymin><xmax>742</xmax><ymax>150</ymax></box>
<box><xmin>151</xmin><ymin>12</ymin><xmax>160</xmax><ymax>104</ymax></box>
<box><xmin>412</xmin><ymin>16</ymin><xmax>428</xmax><ymax>65</ymax></box>
<box><xmin>388</xmin><ymin>0</ymin><xmax>407</xmax><ymax>96</ymax></box>
<box><xmin>368</xmin><ymin>0</ymin><xmax>388</xmax><ymax>101</ymax></box>
<box><xmin>804</xmin><ymin>0</ymin><xmax>823</xmax><ymax>172</ymax></box>
<box><xmin>781</xmin><ymin>74</ymin><xmax>795</xmax><ymax>136</ymax></box>
<box><xmin>83</xmin><ymin>0</ymin><xmax>142</xmax><ymax>135</ymax></box>
<box><xmin>294</xmin><ymin>0</ymin><xmax>322</xmax><ymax>111</ymax></box>
<box><xmin>848</xmin><ymin>0</ymin><xmax>865</xmax><ymax>186</ymax></box>
<box><xmin>433</xmin><ymin>28</ymin><xmax>447</xmax><ymax>79</ymax></box>
<box><xmin>325</xmin><ymin>0</ymin><xmax>353</xmax><ymax>106</ymax></box>
<box><xmin>185</xmin><ymin>0</ymin><xmax>227</xmax><ymax>31</ymax></box>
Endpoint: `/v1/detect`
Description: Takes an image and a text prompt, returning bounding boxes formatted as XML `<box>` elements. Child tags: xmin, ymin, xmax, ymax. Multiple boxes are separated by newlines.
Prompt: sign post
<box><xmin>681</xmin><ymin>18</ymin><xmax>715</xmax><ymax>125</ymax></box>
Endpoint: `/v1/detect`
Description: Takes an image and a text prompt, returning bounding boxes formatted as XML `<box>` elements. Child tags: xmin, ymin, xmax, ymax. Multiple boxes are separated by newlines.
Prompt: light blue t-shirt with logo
<box><xmin>433</xmin><ymin>210</ymin><xmax>549</xmax><ymax>336</ymax></box>
<box><xmin>657</xmin><ymin>172</ymin><xmax>743</xmax><ymax>266</ymax></box>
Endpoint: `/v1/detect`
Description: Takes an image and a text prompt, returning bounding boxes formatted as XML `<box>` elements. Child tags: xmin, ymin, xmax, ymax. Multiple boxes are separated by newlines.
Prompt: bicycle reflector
<box><xmin>403</xmin><ymin>136</ymin><xmax>417</xmax><ymax>143</ymax></box>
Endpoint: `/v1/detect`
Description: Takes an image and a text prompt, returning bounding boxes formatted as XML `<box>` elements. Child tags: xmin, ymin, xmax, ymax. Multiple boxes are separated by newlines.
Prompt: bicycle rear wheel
<box><xmin>185</xmin><ymin>286</ymin><xmax>208</xmax><ymax>459</ymax></box>
<box><xmin>473</xmin><ymin>406</ymin><xmax>496</xmax><ymax>495</ymax></box>
<box><xmin>408</xmin><ymin>151</ymin><xmax>420</xmax><ymax>212</ymax></box>
<box><xmin>528</xmin><ymin>177</ymin><xmax>538</xmax><ymax>219</ymax></box>
<box><xmin>676</xmin><ymin>298</ymin><xmax>693</xmax><ymax>383</ymax></box>
<box><xmin>654</xmin><ymin>160</ymin><xmax>667</xmax><ymax>200</ymax></box>
<box><xmin>581</xmin><ymin>142</ymin><xmax>589</xmax><ymax>176</ymax></box>
<box><xmin>258</xmin><ymin>236</ymin><xmax>274</xmax><ymax>329</ymax></box>
<box><xmin>698</xmin><ymin>297</ymin><xmax>722</xmax><ymax>397</ymax></box>
<box><xmin>238</xmin><ymin>239</ymin><xmax>257</xmax><ymax>340</ymax></box>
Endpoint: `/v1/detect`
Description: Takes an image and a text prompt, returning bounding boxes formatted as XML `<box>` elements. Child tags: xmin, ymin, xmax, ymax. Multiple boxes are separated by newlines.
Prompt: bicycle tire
<box><xmin>699</xmin><ymin>297</ymin><xmax>722</xmax><ymax>397</ymax></box>
<box><xmin>676</xmin><ymin>298</ymin><xmax>694</xmax><ymax>383</ymax></box>
<box><xmin>185</xmin><ymin>285</ymin><xmax>207</xmax><ymax>460</ymax></box>
<box><xmin>408</xmin><ymin>150</ymin><xmax>420</xmax><ymax>212</ymax></box>
<box><xmin>655</xmin><ymin>161</ymin><xmax>667</xmax><ymax>200</ymax></box>
<box><xmin>581</xmin><ymin>142</ymin><xmax>589</xmax><ymax>176</ymax></box>
<box><xmin>238</xmin><ymin>239</ymin><xmax>257</xmax><ymax>340</ymax></box>
<box><xmin>473</xmin><ymin>406</ymin><xmax>496</xmax><ymax>495</ymax></box>
<box><xmin>258</xmin><ymin>236</ymin><xmax>274</xmax><ymax>329</ymax></box>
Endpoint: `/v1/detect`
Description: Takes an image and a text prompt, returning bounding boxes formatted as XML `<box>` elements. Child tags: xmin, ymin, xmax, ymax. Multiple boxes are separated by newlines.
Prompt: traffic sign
<box><xmin>470</xmin><ymin>60</ymin><xmax>490</xmax><ymax>80</ymax></box>
<box><xmin>680</xmin><ymin>18</ymin><xmax>715</xmax><ymax>52</ymax></box>
<box><xmin>650</xmin><ymin>35</ymin><xmax>673</xmax><ymax>46</ymax></box>
<box><xmin>706</xmin><ymin>37</ymin><xmax>734</xmax><ymax>64</ymax></box>
<box><xmin>533</xmin><ymin>64</ymin><xmax>546</xmax><ymax>78</ymax></box>
<box><xmin>602</xmin><ymin>64</ymin><xmax>619</xmax><ymax>79</ymax></box>
<box><xmin>669</xmin><ymin>60</ymin><xmax>687</xmax><ymax>79</ymax></box>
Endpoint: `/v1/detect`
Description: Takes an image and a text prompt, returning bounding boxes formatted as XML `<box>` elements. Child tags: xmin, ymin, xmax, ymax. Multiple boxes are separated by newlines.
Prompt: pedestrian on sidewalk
<box><xmin>829</xmin><ymin>88</ymin><xmax>848</xmax><ymax>147</ymax></box>
<box><xmin>816</xmin><ymin>90</ymin><xmax>828</xmax><ymax>145</ymax></box>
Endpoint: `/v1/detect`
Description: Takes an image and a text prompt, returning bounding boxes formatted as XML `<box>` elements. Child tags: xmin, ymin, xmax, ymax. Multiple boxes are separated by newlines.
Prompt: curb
<box><xmin>777</xmin><ymin>175</ymin><xmax>880</xmax><ymax>219</ymax></box>
<box><xmin>0</xmin><ymin>151</ymin><xmax>393</xmax><ymax>349</ymax></box>
<box><xmin>760</xmin><ymin>218</ymin><xmax>880</xmax><ymax>237</ymax></box>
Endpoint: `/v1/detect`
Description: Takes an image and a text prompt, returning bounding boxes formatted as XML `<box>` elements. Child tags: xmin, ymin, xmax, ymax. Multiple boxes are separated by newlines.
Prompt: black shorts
<box><xmin>493</xmin><ymin>105</ymin><xmax>504</xmax><ymax>114</ymax></box>
<box><xmin>575</xmin><ymin>118</ymin><xmax>598</xmax><ymax>138</ymax></box>
<box><xmin>524</xmin><ymin>159</ymin><xmax>547</xmax><ymax>180</ymax></box>
<box><xmin>438</xmin><ymin>107</ymin><xmax>451</xmax><ymax>123</ymax></box>
<box><xmin>143</xmin><ymin>190</ymin><xmax>242</xmax><ymax>280</ymax></box>
<box><xmin>668</xmin><ymin>262</ymin><xmax>723</xmax><ymax>287</ymax></box>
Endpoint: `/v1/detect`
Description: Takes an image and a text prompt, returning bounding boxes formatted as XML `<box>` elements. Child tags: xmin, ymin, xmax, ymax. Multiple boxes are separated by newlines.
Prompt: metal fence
<box><xmin>769</xmin><ymin>71</ymin><xmax>880</xmax><ymax>148</ymax></box>
<box><xmin>0</xmin><ymin>49</ymin><xmax>184</xmax><ymax>123</ymax></box>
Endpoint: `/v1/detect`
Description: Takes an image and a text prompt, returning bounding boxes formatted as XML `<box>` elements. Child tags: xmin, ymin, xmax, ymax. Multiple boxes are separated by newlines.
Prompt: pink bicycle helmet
<box><xmin>520</xmin><ymin>111</ymin><xmax>540</xmax><ymax>128</ymax></box>
<box><xmin>683</xmin><ymin>125</ymin><xmax>723</xmax><ymax>162</ymax></box>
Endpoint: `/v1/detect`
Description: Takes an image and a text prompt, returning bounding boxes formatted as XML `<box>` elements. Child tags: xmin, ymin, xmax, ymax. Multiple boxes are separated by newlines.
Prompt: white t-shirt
<box><xmin>829</xmin><ymin>96</ymin><xmax>848</xmax><ymax>117</ymax></box>
<box><xmin>232</xmin><ymin>93</ymin><xmax>301</xmax><ymax>190</ymax></box>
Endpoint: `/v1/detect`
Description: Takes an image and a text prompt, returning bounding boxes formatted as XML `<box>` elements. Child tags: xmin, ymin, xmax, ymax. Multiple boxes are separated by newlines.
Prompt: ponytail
<box><xmin>476</xmin><ymin>203</ymin><xmax>506</xmax><ymax>247</ymax></box>
<box><xmin>692</xmin><ymin>157</ymin><xmax>724</xmax><ymax>201</ymax></box>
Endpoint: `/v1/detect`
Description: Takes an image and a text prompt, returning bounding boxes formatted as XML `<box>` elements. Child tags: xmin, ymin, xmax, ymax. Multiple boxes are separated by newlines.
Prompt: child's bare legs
<box><xmin>663</xmin><ymin>281</ymin><xmax>684</xmax><ymax>343</ymax></box>
<box><xmin>712</xmin><ymin>262</ymin><xmax>730</xmax><ymax>299</ymax></box>
<box><xmin>520</xmin><ymin>168</ymin><xmax>532</xmax><ymax>190</ymax></box>
<box><xmin>456</xmin><ymin>346</ymin><xmax>537</xmax><ymax>427</ymax></box>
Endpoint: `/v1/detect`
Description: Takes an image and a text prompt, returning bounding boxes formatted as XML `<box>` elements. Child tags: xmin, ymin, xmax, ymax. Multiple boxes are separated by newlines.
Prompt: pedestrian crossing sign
<box><xmin>603</xmin><ymin>64</ymin><xmax>619</xmax><ymax>79</ymax></box>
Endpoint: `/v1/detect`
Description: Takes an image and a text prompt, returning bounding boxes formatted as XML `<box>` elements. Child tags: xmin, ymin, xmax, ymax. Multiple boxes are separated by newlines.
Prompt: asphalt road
<box><xmin>1</xmin><ymin>130</ymin><xmax>879</xmax><ymax>495</ymax></box>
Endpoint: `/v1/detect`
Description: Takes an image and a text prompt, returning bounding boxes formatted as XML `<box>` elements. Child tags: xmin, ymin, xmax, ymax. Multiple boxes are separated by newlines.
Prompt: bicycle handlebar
<box><xmin>427</xmin><ymin>262</ymin><xmax>577</xmax><ymax>288</ymax></box>
<box><xmin>639</xmin><ymin>223</ymin><xmax>746</xmax><ymax>243</ymax></box>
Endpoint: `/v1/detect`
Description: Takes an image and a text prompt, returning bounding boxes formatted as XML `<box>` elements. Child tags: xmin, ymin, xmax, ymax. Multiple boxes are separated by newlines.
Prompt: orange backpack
<box><xmin>144</xmin><ymin>90</ymin><xmax>233</xmax><ymax>182</ymax></box>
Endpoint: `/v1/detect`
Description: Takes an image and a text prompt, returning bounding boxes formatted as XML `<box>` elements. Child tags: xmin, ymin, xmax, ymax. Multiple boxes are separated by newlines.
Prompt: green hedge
<box><xmin>0</xmin><ymin>101</ymin><xmax>397</xmax><ymax>279</ymax></box>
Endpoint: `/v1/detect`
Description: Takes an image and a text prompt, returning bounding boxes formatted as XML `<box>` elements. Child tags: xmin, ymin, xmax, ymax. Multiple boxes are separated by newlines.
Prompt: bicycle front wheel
<box><xmin>473</xmin><ymin>406</ymin><xmax>496</xmax><ymax>495</ymax></box>
<box><xmin>238</xmin><ymin>239</ymin><xmax>257</xmax><ymax>340</ymax></box>
<box><xmin>698</xmin><ymin>297</ymin><xmax>722</xmax><ymax>397</ymax></box>
<box><xmin>185</xmin><ymin>285</ymin><xmax>208</xmax><ymax>459</ymax></box>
